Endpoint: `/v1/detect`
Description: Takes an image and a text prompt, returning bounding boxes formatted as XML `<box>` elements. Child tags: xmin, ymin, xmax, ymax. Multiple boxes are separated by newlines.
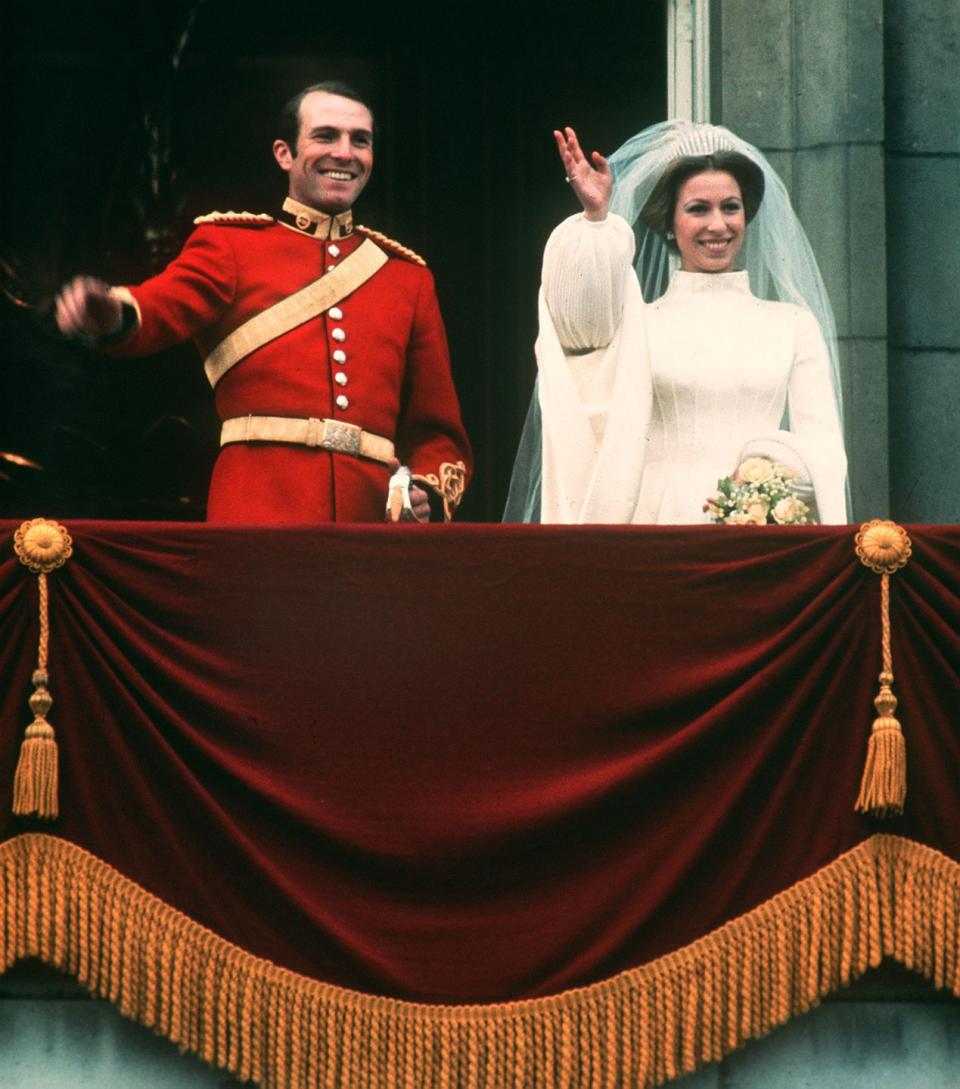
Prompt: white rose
<box><xmin>772</xmin><ymin>497</ymin><xmax>801</xmax><ymax>524</ymax></box>
<box><xmin>772</xmin><ymin>461</ymin><xmax>798</xmax><ymax>482</ymax></box>
<box><xmin>738</xmin><ymin>457</ymin><xmax>775</xmax><ymax>485</ymax></box>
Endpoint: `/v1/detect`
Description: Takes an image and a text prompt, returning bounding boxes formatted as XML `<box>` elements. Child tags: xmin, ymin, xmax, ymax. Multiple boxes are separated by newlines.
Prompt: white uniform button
<box><xmin>332</xmin><ymin>328</ymin><xmax>346</xmax><ymax>342</ymax></box>
<box><xmin>333</xmin><ymin>349</ymin><xmax>347</xmax><ymax>364</ymax></box>
<box><xmin>327</xmin><ymin>263</ymin><xmax>337</xmax><ymax>271</ymax></box>
<box><xmin>329</xmin><ymin>306</ymin><xmax>343</xmax><ymax>320</ymax></box>
<box><xmin>328</xmin><ymin>244</ymin><xmax>341</xmax><ymax>258</ymax></box>
<box><xmin>336</xmin><ymin>394</ymin><xmax>349</xmax><ymax>410</ymax></box>
<box><xmin>335</xmin><ymin>372</ymin><xmax>348</xmax><ymax>386</ymax></box>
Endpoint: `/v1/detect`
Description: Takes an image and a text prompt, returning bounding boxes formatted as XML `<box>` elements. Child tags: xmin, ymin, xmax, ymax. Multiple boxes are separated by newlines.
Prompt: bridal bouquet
<box><xmin>705</xmin><ymin>456</ymin><xmax>815</xmax><ymax>525</ymax></box>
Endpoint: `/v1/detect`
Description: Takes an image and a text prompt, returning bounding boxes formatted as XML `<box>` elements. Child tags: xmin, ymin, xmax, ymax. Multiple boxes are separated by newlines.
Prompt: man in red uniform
<box><xmin>55</xmin><ymin>82</ymin><xmax>472</xmax><ymax>523</ymax></box>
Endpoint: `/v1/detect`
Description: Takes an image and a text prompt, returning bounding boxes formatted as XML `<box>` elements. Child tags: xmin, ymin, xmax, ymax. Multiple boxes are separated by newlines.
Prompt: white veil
<box><xmin>503</xmin><ymin>119</ymin><xmax>845</xmax><ymax>522</ymax></box>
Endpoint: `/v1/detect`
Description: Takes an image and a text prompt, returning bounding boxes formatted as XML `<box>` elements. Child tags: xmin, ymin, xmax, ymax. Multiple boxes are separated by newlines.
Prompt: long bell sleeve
<box><xmin>535</xmin><ymin>213</ymin><xmax>655</xmax><ymax>524</ymax></box>
<box><xmin>541</xmin><ymin>213</ymin><xmax>636</xmax><ymax>351</ymax></box>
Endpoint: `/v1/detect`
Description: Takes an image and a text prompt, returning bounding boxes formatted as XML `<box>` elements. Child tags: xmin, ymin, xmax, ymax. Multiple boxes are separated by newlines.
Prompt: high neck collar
<box><xmin>278</xmin><ymin>197</ymin><xmax>353</xmax><ymax>240</ymax></box>
<box><xmin>663</xmin><ymin>269</ymin><xmax>752</xmax><ymax>299</ymax></box>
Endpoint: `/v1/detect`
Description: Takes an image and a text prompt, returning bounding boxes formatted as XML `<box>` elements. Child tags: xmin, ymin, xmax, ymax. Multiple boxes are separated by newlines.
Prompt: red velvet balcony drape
<box><xmin>1</xmin><ymin>522</ymin><xmax>958</xmax><ymax>1005</ymax></box>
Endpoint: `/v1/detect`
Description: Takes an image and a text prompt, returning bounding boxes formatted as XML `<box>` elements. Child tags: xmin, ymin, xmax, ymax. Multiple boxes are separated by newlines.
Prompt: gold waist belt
<box><xmin>220</xmin><ymin>416</ymin><xmax>394</xmax><ymax>465</ymax></box>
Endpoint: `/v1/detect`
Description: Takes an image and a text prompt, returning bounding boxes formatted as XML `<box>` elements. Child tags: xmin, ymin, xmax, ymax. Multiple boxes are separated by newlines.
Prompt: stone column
<box><xmin>716</xmin><ymin>0</ymin><xmax>888</xmax><ymax>520</ymax></box>
<box><xmin>885</xmin><ymin>0</ymin><xmax>960</xmax><ymax>522</ymax></box>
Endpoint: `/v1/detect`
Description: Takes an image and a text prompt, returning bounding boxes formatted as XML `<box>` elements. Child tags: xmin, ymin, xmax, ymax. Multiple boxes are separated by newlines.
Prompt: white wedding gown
<box><xmin>535</xmin><ymin>213</ymin><xmax>848</xmax><ymax>524</ymax></box>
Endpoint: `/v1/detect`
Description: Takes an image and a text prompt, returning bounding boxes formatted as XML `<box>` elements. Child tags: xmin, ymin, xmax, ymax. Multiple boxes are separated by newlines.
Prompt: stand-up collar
<box><xmin>278</xmin><ymin>197</ymin><xmax>353</xmax><ymax>240</ymax></box>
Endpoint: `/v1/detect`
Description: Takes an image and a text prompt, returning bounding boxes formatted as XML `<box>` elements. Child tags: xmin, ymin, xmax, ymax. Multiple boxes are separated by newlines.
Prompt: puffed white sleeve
<box><xmin>542</xmin><ymin>213</ymin><xmax>636</xmax><ymax>350</ymax></box>
<box><xmin>787</xmin><ymin>308</ymin><xmax>849</xmax><ymax>524</ymax></box>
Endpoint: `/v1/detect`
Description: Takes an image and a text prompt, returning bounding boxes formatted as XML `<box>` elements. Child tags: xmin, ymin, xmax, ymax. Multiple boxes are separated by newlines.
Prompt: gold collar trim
<box><xmin>280</xmin><ymin>198</ymin><xmax>353</xmax><ymax>240</ymax></box>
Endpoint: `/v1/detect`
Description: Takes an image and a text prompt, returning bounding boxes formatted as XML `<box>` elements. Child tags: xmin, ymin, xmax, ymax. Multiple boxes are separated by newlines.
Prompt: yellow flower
<box><xmin>772</xmin><ymin>497</ymin><xmax>801</xmax><ymax>524</ymax></box>
<box><xmin>738</xmin><ymin>457</ymin><xmax>775</xmax><ymax>485</ymax></box>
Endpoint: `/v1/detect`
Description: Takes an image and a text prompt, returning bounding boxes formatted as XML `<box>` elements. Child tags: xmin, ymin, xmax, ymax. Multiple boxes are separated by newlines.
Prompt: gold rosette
<box><xmin>853</xmin><ymin>520</ymin><xmax>912</xmax><ymax>818</ymax></box>
<box><xmin>855</xmin><ymin>519</ymin><xmax>911</xmax><ymax>575</ymax></box>
<box><xmin>11</xmin><ymin>518</ymin><xmax>73</xmax><ymax>819</ymax></box>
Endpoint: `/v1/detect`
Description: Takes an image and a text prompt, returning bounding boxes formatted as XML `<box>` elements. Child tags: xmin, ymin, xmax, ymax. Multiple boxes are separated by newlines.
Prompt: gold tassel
<box><xmin>853</xmin><ymin>522</ymin><xmax>912</xmax><ymax>818</ymax></box>
<box><xmin>13</xmin><ymin>668</ymin><xmax>59</xmax><ymax>818</ymax></box>
<box><xmin>12</xmin><ymin>519</ymin><xmax>72</xmax><ymax>820</ymax></box>
<box><xmin>855</xmin><ymin>669</ymin><xmax>906</xmax><ymax>817</ymax></box>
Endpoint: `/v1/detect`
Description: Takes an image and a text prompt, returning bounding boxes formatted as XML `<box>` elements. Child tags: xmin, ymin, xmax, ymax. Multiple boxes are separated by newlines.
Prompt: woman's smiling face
<box><xmin>672</xmin><ymin>170</ymin><xmax>746</xmax><ymax>273</ymax></box>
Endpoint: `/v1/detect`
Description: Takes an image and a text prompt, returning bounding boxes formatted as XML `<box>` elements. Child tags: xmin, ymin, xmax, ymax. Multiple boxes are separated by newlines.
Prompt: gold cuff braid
<box><xmin>414</xmin><ymin>460</ymin><xmax>468</xmax><ymax>521</ymax></box>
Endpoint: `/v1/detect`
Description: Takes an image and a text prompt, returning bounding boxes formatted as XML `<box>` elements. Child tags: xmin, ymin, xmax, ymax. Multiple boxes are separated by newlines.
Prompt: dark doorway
<box><xmin>1</xmin><ymin>0</ymin><xmax>665</xmax><ymax>520</ymax></box>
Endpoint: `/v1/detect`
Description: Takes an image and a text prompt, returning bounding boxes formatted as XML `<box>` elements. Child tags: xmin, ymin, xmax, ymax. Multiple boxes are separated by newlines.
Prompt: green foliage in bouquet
<box><xmin>706</xmin><ymin>456</ymin><xmax>815</xmax><ymax>525</ymax></box>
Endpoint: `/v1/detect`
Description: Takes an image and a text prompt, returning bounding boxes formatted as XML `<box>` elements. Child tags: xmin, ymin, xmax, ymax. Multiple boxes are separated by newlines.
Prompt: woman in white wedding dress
<box><xmin>504</xmin><ymin>121</ymin><xmax>848</xmax><ymax>525</ymax></box>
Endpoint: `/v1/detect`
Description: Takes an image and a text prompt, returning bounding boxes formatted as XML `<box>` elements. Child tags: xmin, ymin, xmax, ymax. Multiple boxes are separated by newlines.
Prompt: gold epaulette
<box><xmin>355</xmin><ymin>226</ymin><xmax>426</xmax><ymax>266</ymax></box>
<box><xmin>193</xmin><ymin>211</ymin><xmax>276</xmax><ymax>226</ymax></box>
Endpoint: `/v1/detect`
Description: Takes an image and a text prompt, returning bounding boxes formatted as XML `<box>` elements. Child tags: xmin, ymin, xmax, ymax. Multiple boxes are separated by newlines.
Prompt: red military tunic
<box><xmin>110</xmin><ymin>203</ymin><xmax>472</xmax><ymax>523</ymax></box>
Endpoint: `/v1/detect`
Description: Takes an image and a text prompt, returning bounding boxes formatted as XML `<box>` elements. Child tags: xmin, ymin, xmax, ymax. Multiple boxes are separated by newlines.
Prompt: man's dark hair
<box><xmin>277</xmin><ymin>81</ymin><xmax>374</xmax><ymax>155</ymax></box>
<box><xmin>639</xmin><ymin>151</ymin><xmax>765</xmax><ymax>251</ymax></box>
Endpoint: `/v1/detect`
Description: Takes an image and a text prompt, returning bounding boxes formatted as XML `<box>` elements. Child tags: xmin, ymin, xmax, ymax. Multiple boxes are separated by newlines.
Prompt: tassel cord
<box><xmin>880</xmin><ymin>573</ymin><xmax>892</xmax><ymax>678</ymax></box>
<box><xmin>37</xmin><ymin>572</ymin><xmax>50</xmax><ymax>672</ymax></box>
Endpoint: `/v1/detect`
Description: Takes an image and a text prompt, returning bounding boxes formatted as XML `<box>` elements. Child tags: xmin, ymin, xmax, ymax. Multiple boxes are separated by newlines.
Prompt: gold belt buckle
<box><xmin>321</xmin><ymin>419</ymin><xmax>363</xmax><ymax>457</ymax></box>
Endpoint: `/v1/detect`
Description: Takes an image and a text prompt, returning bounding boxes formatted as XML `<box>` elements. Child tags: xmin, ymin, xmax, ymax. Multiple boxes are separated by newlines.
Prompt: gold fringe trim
<box><xmin>1</xmin><ymin>833</ymin><xmax>958</xmax><ymax>1088</ymax></box>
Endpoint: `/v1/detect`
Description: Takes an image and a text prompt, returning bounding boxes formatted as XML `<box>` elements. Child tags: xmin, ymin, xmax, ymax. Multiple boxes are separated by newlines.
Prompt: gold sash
<box><xmin>203</xmin><ymin>238</ymin><xmax>387</xmax><ymax>388</ymax></box>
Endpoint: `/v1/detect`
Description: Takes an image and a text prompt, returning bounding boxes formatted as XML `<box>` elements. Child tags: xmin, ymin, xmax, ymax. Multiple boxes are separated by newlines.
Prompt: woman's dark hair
<box><xmin>277</xmin><ymin>81</ymin><xmax>374</xmax><ymax>155</ymax></box>
<box><xmin>639</xmin><ymin>151</ymin><xmax>765</xmax><ymax>249</ymax></box>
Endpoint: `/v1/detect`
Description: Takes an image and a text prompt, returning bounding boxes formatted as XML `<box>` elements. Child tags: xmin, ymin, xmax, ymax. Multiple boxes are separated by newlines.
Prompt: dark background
<box><xmin>0</xmin><ymin>0</ymin><xmax>665</xmax><ymax>521</ymax></box>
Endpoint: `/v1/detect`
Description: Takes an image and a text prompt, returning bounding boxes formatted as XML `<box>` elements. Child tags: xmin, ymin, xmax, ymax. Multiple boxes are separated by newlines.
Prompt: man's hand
<box><xmin>385</xmin><ymin>457</ymin><xmax>431</xmax><ymax>523</ymax></box>
<box><xmin>554</xmin><ymin>127</ymin><xmax>612</xmax><ymax>222</ymax></box>
<box><xmin>55</xmin><ymin>276</ymin><xmax>123</xmax><ymax>340</ymax></box>
<box><xmin>407</xmin><ymin>484</ymin><xmax>431</xmax><ymax>522</ymax></box>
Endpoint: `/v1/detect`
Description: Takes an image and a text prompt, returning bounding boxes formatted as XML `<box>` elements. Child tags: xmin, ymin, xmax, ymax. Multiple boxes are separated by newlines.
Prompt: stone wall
<box><xmin>675</xmin><ymin>965</ymin><xmax>960</xmax><ymax>1087</ymax></box>
<box><xmin>5</xmin><ymin>960</ymin><xmax>957</xmax><ymax>1088</ymax></box>
<box><xmin>718</xmin><ymin>0</ymin><xmax>889</xmax><ymax>520</ymax></box>
<box><xmin>885</xmin><ymin>0</ymin><xmax>960</xmax><ymax>521</ymax></box>
<box><xmin>0</xmin><ymin>961</ymin><xmax>237</xmax><ymax>1088</ymax></box>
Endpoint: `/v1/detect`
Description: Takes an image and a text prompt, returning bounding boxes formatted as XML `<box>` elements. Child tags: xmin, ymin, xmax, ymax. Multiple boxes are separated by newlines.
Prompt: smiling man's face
<box><xmin>273</xmin><ymin>91</ymin><xmax>374</xmax><ymax>214</ymax></box>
